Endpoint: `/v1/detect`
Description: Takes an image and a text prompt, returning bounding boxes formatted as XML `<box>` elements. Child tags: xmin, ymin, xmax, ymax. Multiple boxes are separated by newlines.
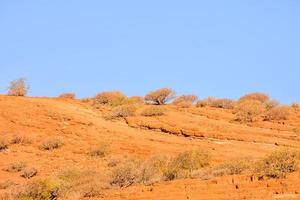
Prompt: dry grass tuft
<box><xmin>10</xmin><ymin>134</ymin><xmax>31</xmax><ymax>145</ymax></box>
<box><xmin>3</xmin><ymin>161</ymin><xmax>27</xmax><ymax>172</ymax></box>
<box><xmin>88</xmin><ymin>144</ymin><xmax>108</xmax><ymax>158</ymax></box>
<box><xmin>0</xmin><ymin>138</ymin><xmax>8</xmax><ymax>152</ymax></box>
<box><xmin>21</xmin><ymin>168</ymin><xmax>38</xmax><ymax>179</ymax></box>
<box><xmin>41</xmin><ymin>138</ymin><xmax>64</xmax><ymax>150</ymax></box>
<box><xmin>59</xmin><ymin>93</ymin><xmax>76</xmax><ymax>99</ymax></box>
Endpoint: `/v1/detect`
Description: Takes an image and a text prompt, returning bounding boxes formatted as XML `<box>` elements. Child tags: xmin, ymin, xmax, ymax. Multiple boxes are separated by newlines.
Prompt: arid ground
<box><xmin>0</xmin><ymin>94</ymin><xmax>300</xmax><ymax>200</ymax></box>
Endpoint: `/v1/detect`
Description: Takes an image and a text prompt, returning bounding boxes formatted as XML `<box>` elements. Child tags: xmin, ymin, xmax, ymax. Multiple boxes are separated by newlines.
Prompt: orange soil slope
<box><xmin>0</xmin><ymin>95</ymin><xmax>300</xmax><ymax>200</ymax></box>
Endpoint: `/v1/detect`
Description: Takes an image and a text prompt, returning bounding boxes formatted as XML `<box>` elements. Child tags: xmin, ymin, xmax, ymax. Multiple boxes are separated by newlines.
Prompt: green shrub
<box><xmin>141</xmin><ymin>107</ymin><xmax>166</xmax><ymax>117</ymax></box>
<box><xmin>255</xmin><ymin>149</ymin><xmax>298</xmax><ymax>179</ymax></box>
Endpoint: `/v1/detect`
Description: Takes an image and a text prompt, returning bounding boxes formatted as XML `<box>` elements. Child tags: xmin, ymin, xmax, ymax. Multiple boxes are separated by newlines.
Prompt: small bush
<box><xmin>3</xmin><ymin>161</ymin><xmax>27</xmax><ymax>172</ymax></box>
<box><xmin>141</xmin><ymin>107</ymin><xmax>166</xmax><ymax>117</ymax></box>
<box><xmin>107</xmin><ymin>105</ymin><xmax>136</xmax><ymax>119</ymax></box>
<box><xmin>21</xmin><ymin>168</ymin><xmax>38</xmax><ymax>179</ymax></box>
<box><xmin>15</xmin><ymin>180</ymin><xmax>59</xmax><ymax>200</ymax></box>
<box><xmin>59</xmin><ymin>93</ymin><xmax>76</xmax><ymax>99</ymax></box>
<box><xmin>94</xmin><ymin>91</ymin><xmax>127</xmax><ymax>107</ymax></box>
<box><xmin>173</xmin><ymin>95</ymin><xmax>198</xmax><ymax>107</ymax></box>
<box><xmin>196</xmin><ymin>97</ymin><xmax>235</xmax><ymax>109</ymax></box>
<box><xmin>294</xmin><ymin>128</ymin><xmax>300</xmax><ymax>137</ymax></box>
<box><xmin>57</xmin><ymin>169</ymin><xmax>105</xmax><ymax>198</ymax></box>
<box><xmin>7</xmin><ymin>78</ymin><xmax>29</xmax><ymax>96</ymax></box>
<box><xmin>213</xmin><ymin>159</ymin><xmax>250</xmax><ymax>176</ymax></box>
<box><xmin>172</xmin><ymin>150</ymin><xmax>209</xmax><ymax>173</ymax></box>
<box><xmin>41</xmin><ymin>138</ymin><xmax>63</xmax><ymax>151</ymax></box>
<box><xmin>291</xmin><ymin>102</ymin><xmax>300</xmax><ymax>111</ymax></box>
<box><xmin>234</xmin><ymin>100</ymin><xmax>265</xmax><ymax>122</ymax></box>
<box><xmin>239</xmin><ymin>92</ymin><xmax>270</xmax><ymax>103</ymax></box>
<box><xmin>11</xmin><ymin>134</ymin><xmax>31</xmax><ymax>145</ymax></box>
<box><xmin>255</xmin><ymin>149</ymin><xmax>298</xmax><ymax>179</ymax></box>
<box><xmin>196</xmin><ymin>97</ymin><xmax>216</xmax><ymax>107</ymax></box>
<box><xmin>0</xmin><ymin>180</ymin><xmax>15</xmax><ymax>190</ymax></box>
<box><xmin>162</xmin><ymin>150</ymin><xmax>210</xmax><ymax>181</ymax></box>
<box><xmin>263</xmin><ymin>106</ymin><xmax>290</xmax><ymax>121</ymax></box>
<box><xmin>144</xmin><ymin>88</ymin><xmax>176</xmax><ymax>105</ymax></box>
<box><xmin>110</xmin><ymin>159</ymin><xmax>140</xmax><ymax>188</ymax></box>
<box><xmin>127</xmin><ymin>96</ymin><xmax>144</xmax><ymax>105</ymax></box>
<box><xmin>0</xmin><ymin>138</ymin><xmax>8</xmax><ymax>152</ymax></box>
<box><xmin>88</xmin><ymin>144</ymin><xmax>108</xmax><ymax>158</ymax></box>
<box><xmin>264</xmin><ymin>99</ymin><xmax>280</xmax><ymax>111</ymax></box>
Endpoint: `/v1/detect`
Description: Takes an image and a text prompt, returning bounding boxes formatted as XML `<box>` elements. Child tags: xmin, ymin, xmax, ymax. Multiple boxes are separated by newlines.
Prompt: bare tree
<box><xmin>144</xmin><ymin>88</ymin><xmax>176</xmax><ymax>105</ymax></box>
<box><xmin>7</xmin><ymin>78</ymin><xmax>29</xmax><ymax>96</ymax></box>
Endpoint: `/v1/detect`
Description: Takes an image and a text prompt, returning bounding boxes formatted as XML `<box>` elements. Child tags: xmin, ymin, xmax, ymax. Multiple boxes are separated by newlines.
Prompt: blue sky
<box><xmin>0</xmin><ymin>1</ymin><xmax>299</xmax><ymax>103</ymax></box>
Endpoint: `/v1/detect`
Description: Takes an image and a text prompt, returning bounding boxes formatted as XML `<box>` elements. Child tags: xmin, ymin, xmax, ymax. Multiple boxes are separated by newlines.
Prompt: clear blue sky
<box><xmin>0</xmin><ymin>1</ymin><xmax>299</xmax><ymax>103</ymax></box>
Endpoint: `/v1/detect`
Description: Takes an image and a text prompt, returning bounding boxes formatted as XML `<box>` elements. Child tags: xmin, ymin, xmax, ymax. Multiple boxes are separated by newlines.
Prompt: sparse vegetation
<box><xmin>145</xmin><ymin>88</ymin><xmax>176</xmax><ymax>105</ymax></box>
<box><xmin>141</xmin><ymin>107</ymin><xmax>166</xmax><ymax>117</ymax></box>
<box><xmin>7</xmin><ymin>78</ymin><xmax>29</xmax><ymax>96</ymax></box>
<box><xmin>234</xmin><ymin>100</ymin><xmax>265</xmax><ymax>122</ymax></box>
<box><xmin>41</xmin><ymin>138</ymin><xmax>64</xmax><ymax>150</ymax></box>
<box><xmin>173</xmin><ymin>95</ymin><xmax>198</xmax><ymax>107</ymax></box>
<box><xmin>59</xmin><ymin>93</ymin><xmax>76</xmax><ymax>99</ymax></box>
<box><xmin>255</xmin><ymin>149</ymin><xmax>298</xmax><ymax>179</ymax></box>
<box><xmin>21</xmin><ymin>168</ymin><xmax>38</xmax><ymax>179</ymax></box>
<box><xmin>3</xmin><ymin>161</ymin><xmax>27</xmax><ymax>172</ymax></box>
<box><xmin>263</xmin><ymin>106</ymin><xmax>290</xmax><ymax>121</ymax></box>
